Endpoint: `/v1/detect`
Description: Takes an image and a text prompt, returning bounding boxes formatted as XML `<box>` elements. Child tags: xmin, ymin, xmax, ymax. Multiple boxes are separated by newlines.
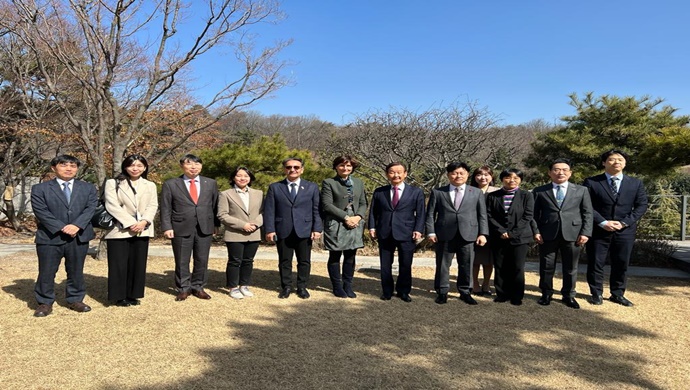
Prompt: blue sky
<box><xmin>195</xmin><ymin>1</ymin><xmax>690</xmax><ymax>126</ymax></box>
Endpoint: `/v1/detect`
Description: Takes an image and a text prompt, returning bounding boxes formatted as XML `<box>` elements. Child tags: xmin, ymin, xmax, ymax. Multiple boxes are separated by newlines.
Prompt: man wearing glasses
<box><xmin>264</xmin><ymin>158</ymin><xmax>323</xmax><ymax>299</ymax></box>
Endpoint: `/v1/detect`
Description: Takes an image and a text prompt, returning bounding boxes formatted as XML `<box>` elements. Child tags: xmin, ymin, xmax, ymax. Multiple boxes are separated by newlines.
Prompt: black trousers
<box><xmin>586</xmin><ymin>231</ymin><xmax>635</xmax><ymax>297</ymax></box>
<box><xmin>538</xmin><ymin>235</ymin><xmax>581</xmax><ymax>298</ymax></box>
<box><xmin>276</xmin><ymin>231</ymin><xmax>312</xmax><ymax>289</ymax></box>
<box><xmin>225</xmin><ymin>241</ymin><xmax>259</xmax><ymax>288</ymax></box>
<box><xmin>106</xmin><ymin>237</ymin><xmax>149</xmax><ymax>301</ymax></box>
<box><xmin>492</xmin><ymin>240</ymin><xmax>530</xmax><ymax>302</ymax></box>
<box><xmin>35</xmin><ymin>239</ymin><xmax>89</xmax><ymax>305</ymax></box>
<box><xmin>378</xmin><ymin>237</ymin><xmax>415</xmax><ymax>297</ymax></box>
<box><xmin>172</xmin><ymin>225</ymin><xmax>213</xmax><ymax>292</ymax></box>
<box><xmin>327</xmin><ymin>249</ymin><xmax>357</xmax><ymax>290</ymax></box>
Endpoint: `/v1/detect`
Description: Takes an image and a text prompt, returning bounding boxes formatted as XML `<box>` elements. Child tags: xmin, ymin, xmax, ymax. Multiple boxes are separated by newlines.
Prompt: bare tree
<box><xmin>0</xmin><ymin>0</ymin><xmax>290</xmax><ymax>183</ymax></box>
<box><xmin>328</xmin><ymin>103</ymin><xmax>501</xmax><ymax>192</ymax></box>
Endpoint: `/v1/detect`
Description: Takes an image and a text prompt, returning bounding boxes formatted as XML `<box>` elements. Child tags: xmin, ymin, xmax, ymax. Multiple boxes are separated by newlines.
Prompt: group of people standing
<box><xmin>29</xmin><ymin>149</ymin><xmax>647</xmax><ymax>317</ymax></box>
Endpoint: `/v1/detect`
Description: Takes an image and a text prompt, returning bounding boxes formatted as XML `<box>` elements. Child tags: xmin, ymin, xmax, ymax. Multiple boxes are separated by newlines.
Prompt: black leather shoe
<box><xmin>435</xmin><ymin>293</ymin><xmax>448</xmax><ymax>304</ymax></box>
<box><xmin>460</xmin><ymin>294</ymin><xmax>478</xmax><ymax>305</ymax></box>
<box><xmin>380</xmin><ymin>294</ymin><xmax>392</xmax><ymax>301</ymax></box>
<box><xmin>296</xmin><ymin>288</ymin><xmax>310</xmax><ymax>299</ymax></box>
<box><xmin>332</xmin><ymin>288</ymin><xmax>347</xmax><ymax>298</ymax></box>
<box><xmin>562</xmin><ymin>297</ymin><xmax>580</xmax><ymax>309</ymax></box>
<box><xmin>537</xmin><ymin>294</ymin><xmax>552</xmax><ymax>306</ymax></box>
<box><xmin>510</xmin><ymin>299</ymin><xmax>523</xmax><ymax>306</ymax></box>
<box><xmin>396</xmin><ymin>293</ymin><xmax>412</xmax><ymax>302</ymax></box>
<box><xmin>34</xmin><ymin>304</ymin><xmax>53</xmax><ymax>317</ymax></box>
<box><xmin>115</xmin><ymin>299</ymin><xmax>131</xmax><ymax>307</ymax></box>
<box><xmin>278</xmin><ymin>287</ymin><xmax>292</xmax><ymax>299</ymax></box>
<box><xmin>494</xmin><ymin>296</ymin><xmax>509</xmax><ymax>303</ymax></box>
<box><xmin>126</xmin><ymin>298</ymin><xmax>141</xmax><ymax>306</ymax></box>
<box><xmin>609</xmin><ymin>295</ymin><xmax>634</xmax><ymax>307</ymax></box>
<box><xmin>344</xmin><ymin>287</ymin><xmax>357</xmax><ymax>298</ymax></box>
<box><xmin>588</xmin><ymin>295</ymin><xmax>603</xmax><ymax>305</ymax></box>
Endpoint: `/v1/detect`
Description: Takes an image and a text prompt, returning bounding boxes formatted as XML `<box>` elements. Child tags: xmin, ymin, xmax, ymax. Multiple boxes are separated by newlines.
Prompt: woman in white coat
<box><xmin>104</xmin><ymin>154</ymin><xmax>159</xmax><ymax>307</ymax></box>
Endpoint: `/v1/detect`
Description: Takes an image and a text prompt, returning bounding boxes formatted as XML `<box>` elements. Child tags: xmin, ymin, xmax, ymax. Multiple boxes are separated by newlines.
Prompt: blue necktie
<box><xmin>610</xmin><ymin>177</ymin><xmax>619</xmax><ymax>197</ymax></box>
<box><xmin>555</xmin><ymin>185</ymin><xmax>564</xmax><ymax>207</ymax></box>
<box><xmin>62</xmin><ymin>182</ymin><xmax>71</xmax><ymax>203</ymax></box>
<box><xmin>290</xmin><ymin>183</ymin><xmax>297</xmax><ymax>201</ymax></box>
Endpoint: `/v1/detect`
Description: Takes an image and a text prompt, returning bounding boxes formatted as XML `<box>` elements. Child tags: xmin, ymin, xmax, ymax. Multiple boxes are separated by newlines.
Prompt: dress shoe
<box><xmin>126</xmin><ymin>298</ymin><xmax>141</xmax><ymax>306</ymax></box>
<box><xmin>396</xmin><ymin>293</ymin><xmax>412</xmax><ymax>302</ymax></box>
<box><xmin>435</xmin><ymin>293</ymin><xmax>448</xmax><ymax>304</ymax></box>
<box><xmin>588</xmin><ymin>294</ymin><xmax>603</xmax><ymax>305</ymax></box>
<box><xmin>460</xmin><ymin>294</ymin><xmax>478</xmax><ymax>305</ymax></box>
<box><xmin>609</xmin><ymin>295</ymin><xmax>634</xmax><ymax>307</ymax></box>
<box><xmin>68</xmin><ymin>301</ymin><xmax>92</xmax><ymax>313</ymax></box>
<box><xmin>115</xmin><ymin>299</ymin><xmax>131</xmax><ymax>307</ymax></box>
<box><xmin>332</xmin><ymin>288</ymin><xmax>348</xmax><ymax>298</ymax></box>
<box><xmin>482</xmin><ymin>289</ymin><xmax>493</xmax><ymax>296</ymax></box>
<box><xmin>380</xmin><ymin>294</ymin><xmax>392</xmax><ymax>301</ymax></box>
<box><xmin>493</xmin><ymin>296</ymin><xmax>509</xmax><ymax>303</ymax></box>
<box><xmin>278</xmin><ymin>287</ymin><xmax>292</xmax><ymax>299</ymax></box>
<box><xmin>296</xmin><ymin>288</ymin><xmax>310</xmax><ymax>299</ymax></box>
<box><xmin>510</xmin><ymin>299</ymin><xmax>523</xmax><ymax>306</ymax></box>
<box><xmin>34</xmin><ymin>304</ymin><xmax>53</xmax><ymax>317</ymax></box>
<box><xmin>344</xmin><ymin>287</ymin><xmax>357</xmax><ymax>298</ymax></box>
<box><xmin>473</xmin><ymin>290</ymin><xmax>484</xmax><ymax>297</ymax></box>
<box><xmin>192</xmin><ymin>289</ymin><xmax>212</xmax><ymax>300</ymax></box>
<box><xmin>537</xmin><ymin>294</ymin><xmax>552</xmax><ymax>306</ymax></box>
<box><xmin>562</xmin><ymin>297</ymin><xmax>580</xmax><ymax>309</ymax></box>
<box><xmin>175</xmin><ymin>291</ymin><xmax>190</xmax><ymax>301</ymax></box>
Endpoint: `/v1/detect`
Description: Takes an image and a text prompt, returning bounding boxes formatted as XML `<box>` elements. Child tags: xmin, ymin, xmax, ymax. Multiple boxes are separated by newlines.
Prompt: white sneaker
<box><xmin>229</xmin><ymin>288</ymin><xmax>244</xmax><ymax>299</ymax></box>
<box><xmin>239</xmin><ymin>286</ymin><xmax>254</xmax><ymax>297</ymax></box>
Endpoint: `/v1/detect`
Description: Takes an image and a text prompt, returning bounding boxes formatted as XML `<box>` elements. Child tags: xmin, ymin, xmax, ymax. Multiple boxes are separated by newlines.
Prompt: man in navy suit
<box><xmin>264</xmin><ymin>157</ymin><xmax>323</xmax><ymax>299</ymax></box>
<box><xmin>368</xmin><ymin>162</ymin><xmax>425</xmax><ymax>302</ymax></box>
<box><xmin>160</xmin><ymin>154</ymin><xmax>220</xmax><ymax>301</ymax></box>
<box><xmin>583</xmin><ymin>150</ymin><xmax>648</xmax><ymax>307</ymax></box>
<box><xmin>426</xmin><ymin>162</ymin><xmax>488</xmax><ymax>305</ymax></box>
<box><xmin>533</xmin><ymin>158</ymin><xmax>593</xmax><ymax>309</ymax></box>
<box><xmin>31</xmin><ymin>155</ymin><xmax>98</xmax><ymax>317</ymax></box>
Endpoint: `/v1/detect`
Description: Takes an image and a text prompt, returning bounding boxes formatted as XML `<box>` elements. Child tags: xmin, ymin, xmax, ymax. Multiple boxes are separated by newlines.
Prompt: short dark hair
<box><xmin>50</xmin><ymin>155</ymin><xmax>81</xmax><ymax>167</ymax></box>
<box><xmin>385</xmin><ymin>161</ymin><xmax>407</xmax><ymax>173</ymax></box>
<box><xmin>180</xmin><ymin>154</ymin><xmax>202</xmax><ymax>164</ymax></box>
<box><xmin>231</xmin><ymin>166</ymin><xmax>256</xmax><ymax>186</ymax></box>
<box><xmin>446</xmin><ymin>162</ymin><xmax>470</xmax><ymax>173</ymax></box>
<box><xmin>470</xmin><ymin>165</ymin><xmax>494</xmax><ymax>187</ymax></box>
<box><xmin>282</xmin><ymin>157</ymin><xmax>304</xmax><ymax>167</ymax></box>
<box><xmin>332</xmin><ymin>155</ymin><xmax>360</xmax><ymax>170</ymax></box>
<box><xmin>499</xmin><ymin>168</ymin><xmax>524</xmax><ymax>181</ymax></box>
<box><xmin>120</xmin><ymin>154</ymin><xmax>149</xmax><ymax>179</ymax></box>
<box><xmin>549</xmin><ymin>158</ymin><xmax>572</xmax><ymax>170</ymax></box>
<box><xmin>600</xmin><ymin>149</ymin><xmax>629</xmax><ymax>164</ymax></box>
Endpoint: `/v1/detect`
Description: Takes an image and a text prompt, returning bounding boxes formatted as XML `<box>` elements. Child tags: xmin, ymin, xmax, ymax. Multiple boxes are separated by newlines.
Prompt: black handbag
<box><xmin>91</xmin><ymin>179</ymin><xmax>117</xmax><ymax>229</ymax></box>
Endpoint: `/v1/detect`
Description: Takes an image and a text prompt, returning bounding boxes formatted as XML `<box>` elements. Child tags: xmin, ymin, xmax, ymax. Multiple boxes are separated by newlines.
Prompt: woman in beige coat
<box><xmin>218</xmin><ymin>167</ymin><xmax>264</xmax><ymax>299</ymax></box>
<box><xmin>104</xmin><ymin>154</ymin><xmax>159</xmax><ymax>307</ymax></box>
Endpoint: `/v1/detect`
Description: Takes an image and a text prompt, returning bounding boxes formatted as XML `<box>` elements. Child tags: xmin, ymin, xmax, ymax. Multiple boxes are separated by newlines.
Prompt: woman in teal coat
<box><xmin>321</xmin><ymin>155</ymin><xmax>368</xmax><ymax>298</ymax></box>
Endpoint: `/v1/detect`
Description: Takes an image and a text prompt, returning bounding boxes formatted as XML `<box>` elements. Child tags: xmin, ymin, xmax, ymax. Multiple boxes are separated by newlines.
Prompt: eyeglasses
<box><xmin>284</xmin><ymin>165</ymin><xmax>302</xmax><ymax>171</ymax></box>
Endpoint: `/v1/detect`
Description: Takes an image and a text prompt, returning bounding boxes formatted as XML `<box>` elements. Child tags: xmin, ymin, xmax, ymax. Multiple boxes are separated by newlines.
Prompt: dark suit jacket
<box><xmin>582</xmin><ymin>173</ymin><xmax>648</xmax><ymax>238</ymax></box>
<box><xmin>486</xmin><ymin>188</ymin><xmax>534</xmax><ymax>245</ymax></box>
<box><xmin>425</xmin><ymin>185</ymin><xmax>488</xmax><ymax>242</ymax></box>
<box><xmin>532</xmin><ymin>182</ymin><xmax>593</xmax><ymax>241</ymax></box>
<box><xmin>31</xmin><ymin>179</ymin><xmax>98</xmax><ymax>245</ymax></box>
<box><xmin>160</xmin><ymin>175</ymin><xmax>219</xmax><ymax>236</ymax></box>
<box><xmin>368</xmin><ymin>184</ymin><xmax>425</xmax><ymax>242</ymax></box>
<box><xmin>264</xmin><ymin>179</ymin><xmax>323</xmax><ymax>239</ymax></box>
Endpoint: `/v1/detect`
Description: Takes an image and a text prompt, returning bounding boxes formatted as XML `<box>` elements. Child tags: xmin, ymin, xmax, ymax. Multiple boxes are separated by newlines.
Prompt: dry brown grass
<box><xmin>1</xmin><ymin>249</ymin><xmax>689</xmax><ymax>390</ymax></box>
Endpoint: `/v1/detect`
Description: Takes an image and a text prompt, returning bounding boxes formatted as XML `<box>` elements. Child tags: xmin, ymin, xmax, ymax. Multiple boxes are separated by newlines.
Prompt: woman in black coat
<box><xmin>485</xmin><ymin>168</ymin><xmax>534</xmax><ymax>306</ymax></box>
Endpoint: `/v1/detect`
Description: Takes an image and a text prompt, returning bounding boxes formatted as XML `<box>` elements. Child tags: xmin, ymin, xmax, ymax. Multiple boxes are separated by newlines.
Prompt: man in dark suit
<box><xmin>532</xmin><ymin>158</ymin><xmax>593</xmax><ymax>309</ymax></box>
<box><xmin>31</xmin><ymin>155</ymin><xmax>98</xmax><ymax>317</ymax></box>
<box><xmin>264</xmin><ymin>157</ymin><xmax>323</xmax><ymax>299</ymax></box>
<box><xmin>368</xmin><ymin>162</ymin><xmax>425</xmax><ymax>302</ymax></box>
<box><xmin>426</xmin><ymin>162</ymin><xmax>488</xmax><ymax>305</ymax></box>
<box><xmin>161</xmin><ymin>154</ymin><xmax>219</xmax><ymax>301</ymax></box>
<box><xmin>583</xmin><ymin>149</ymin><xmax>648</xmax><ymax>307</ymax></box>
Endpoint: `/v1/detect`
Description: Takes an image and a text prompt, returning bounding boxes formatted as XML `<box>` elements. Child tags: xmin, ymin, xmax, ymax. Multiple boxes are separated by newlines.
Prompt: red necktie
<box><xmin>392</xmin><ymin>186</ymin><xmax>399</xmax><ymax>208</ymax></box>
<box><xmin>189</xmin><ymin>179</ymin><xmax>199</xmax><ymax>204</ymax></box>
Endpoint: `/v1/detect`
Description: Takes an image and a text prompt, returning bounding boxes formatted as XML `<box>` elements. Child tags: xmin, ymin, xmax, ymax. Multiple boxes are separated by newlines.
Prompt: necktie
<box><xmin>392</xmin><ymin>186</ymin><xmax>399</xmax><ymax>208</ymax></box>
<box><xmin>555</xmin><ymin>185</ymin><xmax>564</xmax><ymax>207</ymax></box>
<box><xmin>610</xmin><ymin>177</ymin><xmax>619</xmax><ymax>197</ymax></box>
<box><xmin>62</xmin><ymin>182</ymin><xmax>71</xmax><ymax>203</ymax></box>
<box><xmin>189</xmin><ymin>179</ymin><xmax>198</xmax><ymax>204</ymax></box>
<box><xmin>454</xmin><ymin>187</ymin><xmax>463</xmax><ymax>210</ymax></box>
<box><xmin>290</xmin><ymin>183</ymin><xmax>297</xmax><ymax>201</ymax></box>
